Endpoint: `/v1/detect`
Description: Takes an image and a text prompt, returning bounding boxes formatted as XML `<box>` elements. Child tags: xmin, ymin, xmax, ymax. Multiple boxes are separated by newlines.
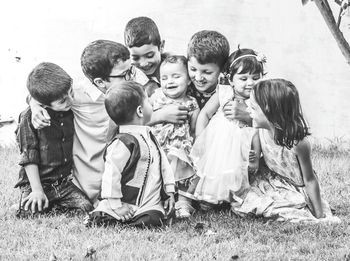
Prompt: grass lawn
<box><xmin>0</xmin><ymin>143</ymin><xmax>349</xmax><ymax>261</ymax></box>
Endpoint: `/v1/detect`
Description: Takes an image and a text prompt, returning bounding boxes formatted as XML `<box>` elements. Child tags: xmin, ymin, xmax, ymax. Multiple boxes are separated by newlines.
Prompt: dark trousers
<box><xmin>16</xmin><ymin>177</ymin><xmax>93</xmax><ymax>217</ymax></box>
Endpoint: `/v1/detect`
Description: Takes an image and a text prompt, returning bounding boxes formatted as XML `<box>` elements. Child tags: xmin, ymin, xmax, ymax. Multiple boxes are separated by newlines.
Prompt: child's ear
<box><xmin>93</xmin><ymin>78</ymin><xmax>107</xmax><ymax>93</ymax></box>
<box><xmin>136</xmin><ymin>105</ymin><xmax>143</xmax><ymax>118</ymax></box>
<box><xmin>159</xmin><ymin>40</ymin><xmax>165</xmax><ymax>53</ymax></box>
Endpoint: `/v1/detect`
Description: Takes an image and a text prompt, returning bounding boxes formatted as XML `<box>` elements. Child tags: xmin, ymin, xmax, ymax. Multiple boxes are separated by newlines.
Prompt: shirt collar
<box><xmin>119</xmin><ymin>125</ymin><xmax>151</xmax><ymax>137</ymax></box>
<box><xmin>74</xmin><ymin>78</ymin><xmax>104</xmax><ymax>102</ymax></box>
<box><xmin>85</xmin><ymin>83</ymin><xmax>104</xmax><ymax>102</ymax></box>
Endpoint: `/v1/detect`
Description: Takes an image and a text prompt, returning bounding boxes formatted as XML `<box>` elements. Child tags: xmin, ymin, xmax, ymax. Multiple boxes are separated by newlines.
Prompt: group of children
<box><xmin>12</xmin><ymin>16</ymin><xmax>340</xmax><ymax>227</ymax></box>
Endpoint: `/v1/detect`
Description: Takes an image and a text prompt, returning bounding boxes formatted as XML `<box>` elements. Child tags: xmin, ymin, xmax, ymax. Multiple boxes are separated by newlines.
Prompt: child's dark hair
<box><xmin>124</xmin><ymin>17</ymin><xmax>161</xmax><ymax>48</ymax></box>
<box><xmin>160</xmin><ymin>55</ymin><xmax>188</xmax><ymax>69</ymax></box>
<box><xmin>105</xmin><ymin>81</ymin><xmax>146</xmax><ymax>125</ymax></box>
<box><xmin>223</xmin><ymin>47</ymin><xmax>265</xmax><ymax>82</ymax></box>
<box><xmin>81</xmin><ymin>40</ymin><xmax>130</xmax><ymax>83</ymax></box>
<box><xmin>253</xmin><ymin>79</ymin><xmax>310</xmax><ymax>149</ymax></box>
<box><xmin>187</xmin><ymin>30</ymin><xmax>230</xmax><ymax>71</ymax></box>
<box><xmin>27</xmin><ymin>62</ymin><xmax>72</xmax><ymax>106</ymax></box>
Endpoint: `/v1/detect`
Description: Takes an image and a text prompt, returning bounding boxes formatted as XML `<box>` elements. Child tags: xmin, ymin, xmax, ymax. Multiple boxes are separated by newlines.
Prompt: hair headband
<box><xmin>229</xmin><ymin>53</ymin><xmax>267</xmax><ymax>69</ymax></box>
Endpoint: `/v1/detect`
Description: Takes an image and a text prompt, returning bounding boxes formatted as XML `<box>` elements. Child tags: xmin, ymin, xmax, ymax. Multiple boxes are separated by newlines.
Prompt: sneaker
<box><xmin>175</xmin><ymin>201</ymin><xmax>195</xmax><ymax>219</ymax></box>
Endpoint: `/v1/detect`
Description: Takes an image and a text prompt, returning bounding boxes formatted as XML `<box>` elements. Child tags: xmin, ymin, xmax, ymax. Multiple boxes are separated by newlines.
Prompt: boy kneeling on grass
<box><xmin>13</xmin><ymin>62</ymin><xmax>93</xmax><ymax>217</ymax></box>
<box><xmin>86</xmin><ymin>81</ymin><xmax>175</xmax><ymax>228</ymax></box>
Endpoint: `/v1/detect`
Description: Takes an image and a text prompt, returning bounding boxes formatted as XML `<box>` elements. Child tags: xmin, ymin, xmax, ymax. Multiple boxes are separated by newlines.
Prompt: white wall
<box><xmin>1</xmin><ymin>0</ymin><xmax>350</xmax><ymax>141</ymax></box>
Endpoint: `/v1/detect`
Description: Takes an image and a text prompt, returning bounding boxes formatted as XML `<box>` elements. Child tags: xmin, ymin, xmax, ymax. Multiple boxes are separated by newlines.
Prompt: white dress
<box><xmin>191</xmin><ymin>85</ymin><xmax>255</xmax><ymax>204</ymax></box>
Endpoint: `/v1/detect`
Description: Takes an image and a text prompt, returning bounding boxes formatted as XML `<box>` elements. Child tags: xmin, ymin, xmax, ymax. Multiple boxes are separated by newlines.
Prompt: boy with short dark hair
<box><xmin>187</xmin><ymin>30</ymin><xmax>230</xmax><ymax>109</ymax></box>
<box><xmin>88</xmin><ymin>81</ymin><xmax>175</xmax><ymax>228</ymax></box>
<box><xmin>187</xmin><ymin>30</ymin><xmax>251</xmax><ymax>123</ymax></box>
<box><xmin>124</xmin><ymin>16</ymin><xmax>164</xmax><ymax>85</ymax></box>
<box><xmin>124</xmin><ymin>16</ymin><xmax>189</xmax><ymax>126</ymax></box>
<box><xmin>14</xmin><ymin>62</ymin><xmax>93</xmax><ymax>217</ymax></box>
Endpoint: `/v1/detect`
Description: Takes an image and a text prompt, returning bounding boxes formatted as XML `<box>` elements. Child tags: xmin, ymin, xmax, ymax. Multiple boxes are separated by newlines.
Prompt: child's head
<box><xmin>27</xmin><ymin>62</ymin><xmax>73</xmax><ymax>111</ymax></box>
<box><xmin>160</xmin><ymin>55</ymin><xmax>191</xmax><ymax>100</ymax></box>
<box><xmin>224</xmin><ymin>47</ymin><xmax>265</xmax><ymax>99</ymax></box>
<box><xmin>187</xmin><ymin>30</ymin><xmax>230</xmax><ymax>93</ymax></box>
<box><xmin>250</xmin><ymin>79</ymin><xmax>310</xmax><ymax>149</ymax></box>
<box><xmin>105</xmin><ymin>81</ymin><xmax>152</xmax><ymax>126</ymax></box>
<box><xmin>124</xmin><ymin>16</ymin><xmax>164</xmax><ymax>76</ymax></box>
<box><xmin>81</xmin><ymin>40</ymin><xmax>133</xmax><ymax>92</ymax></box>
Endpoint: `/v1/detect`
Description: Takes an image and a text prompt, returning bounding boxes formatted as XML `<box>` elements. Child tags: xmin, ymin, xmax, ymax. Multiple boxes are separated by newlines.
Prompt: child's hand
<box><xmin>22</xmin><ymin>190</ymin><xmax>49</xmax><ymax>213</ymax></box>
<box><xmin>249</xmin><ymin>150</ymin><xmax>257</xmax><ymax>163</ymax></box>
<box><xmin>30</xmin><ymin>99</ymin><xmax>50</xmax><ymax>129</ymax></box>
<box><xmin>223</xmin><ymin>100</ymin><xmax>251</xmax><ymax>124</ymax></box>
<box><xmin>159</xmin><ymin>104</ymin><xmax>189</xmax><ymax>124</ymax></box>
<box><xmin>164</xmin><ymin>193</ymin><xmax>175</xmax><ymax>216</ymax></box>
<box><xmin>112</xmin><ymin>203</ymin><xmax>135</xmax><ymax>222</ymax></box>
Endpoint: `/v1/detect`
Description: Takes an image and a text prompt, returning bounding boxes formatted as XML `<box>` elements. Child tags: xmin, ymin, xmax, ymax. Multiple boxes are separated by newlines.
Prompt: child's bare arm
<box><xmin>296</xmin><ymin>139</ymin><xmax>324</xmax><ymax>218</ymax></box>
<box><xmin>29</xmin><ymin>97</ymin><xmax>51</xmax><ymax>129</ymax></box>
<box><xmin>190</xmin><ymin>107</ymin><xmax>200</xmax><ymax>138</ymax></box>
<box><xmin>195</xmin><ymin>93</ymin><xmax>219</xmax><ymax>137</ymax></box>
<box><xmin>248</xmin><ymin>130</ymin><xmax>261</xmax><ymax>175</ymax></box>
<box><xmin>148</xmin><ymin>104</ymin><xmax>189</xmax><ymax>126</ymax></box>
<box><xmin>22</xmin><ymin>164</ymin><xmax>49</xmax><ymax>213</ymax></box>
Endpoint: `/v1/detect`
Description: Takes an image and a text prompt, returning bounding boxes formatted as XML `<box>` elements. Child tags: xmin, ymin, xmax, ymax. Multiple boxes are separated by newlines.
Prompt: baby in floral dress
<box><xmin>150</xmin><ymin>55</ymin><xmax>200</xmax><ymax>218</ymax></box>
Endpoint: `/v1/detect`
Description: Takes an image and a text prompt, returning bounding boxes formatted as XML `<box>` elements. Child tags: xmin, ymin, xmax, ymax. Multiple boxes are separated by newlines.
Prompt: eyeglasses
<box><xmin>108</xmin><ymin>66</ymin><xmax>134</xmax><ymax>81</ymax></box>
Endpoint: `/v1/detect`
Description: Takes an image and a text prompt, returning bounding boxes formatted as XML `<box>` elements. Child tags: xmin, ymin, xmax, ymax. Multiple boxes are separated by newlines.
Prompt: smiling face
<box><xmin>129</xmin><ymin>44</ymin><xmax>162</xmax><ymax>76</ymax></box>
<box><xmin>230</xmin><ymin>67</ymin><xmax>261</xmax><ymax>99</ymax></box>
<box><xmin>47</xmin><ymin>87</ymin><xmax>74</xmax><ymax>111</ymax></box>
<box><xmin>187</xmin><ymin>57</ymin><xmax>221</xmax><ymax>93</ymax></box>
<box><xmin>248</xmin><ymin>91</ymin><xmax>271</xmax><ymax>129</ymax></box>
<box><xmin>160</xmin><ymin>62</ymin><xmax>191</xmax><ymax>100</ymax></box>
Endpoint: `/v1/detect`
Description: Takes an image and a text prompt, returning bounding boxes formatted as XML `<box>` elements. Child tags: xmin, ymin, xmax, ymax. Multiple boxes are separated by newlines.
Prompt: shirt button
<box><xmin>62</xmin><ymin>138</ymin><xmax>65</xmax><ymax>142</ymax></box>
<box><xmin>60</xmin><ymin>113</ymin><xmax>63</xmax><ymax>117</ymax></box>
<box><xmin>64</xmin><ymin>158</ymin><xmax>67</xmax><ymax>162</ymax></box>
<box><xmin>60</xmin><ymin>122</ymin><xmax>64</xmax><ymax>126</ymax></box>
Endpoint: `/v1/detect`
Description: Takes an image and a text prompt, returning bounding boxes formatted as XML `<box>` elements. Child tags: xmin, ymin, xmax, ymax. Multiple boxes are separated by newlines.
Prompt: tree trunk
<box><xmin>314</xmin><ymin>0</ymin><xmax>350</xmax><ymax>66</ymax></box>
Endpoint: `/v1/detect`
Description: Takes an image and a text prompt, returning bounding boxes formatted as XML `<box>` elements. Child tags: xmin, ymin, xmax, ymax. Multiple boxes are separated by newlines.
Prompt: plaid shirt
<box><xmin>15</xmin><ymin>107</ymin><xmax>74</xmax><ymax>187</ymax></box>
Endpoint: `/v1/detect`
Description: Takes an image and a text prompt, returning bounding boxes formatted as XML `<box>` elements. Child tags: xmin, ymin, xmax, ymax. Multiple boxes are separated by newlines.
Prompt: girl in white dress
<box><xmin>191</xmin><ymin>48</ymin><xmax>266</xmax><ymax>206</ymax></box>
<box><xmin>232</xmin><ymin>78</ymin><xmax>340</xmax><ymax>223</ymax></box>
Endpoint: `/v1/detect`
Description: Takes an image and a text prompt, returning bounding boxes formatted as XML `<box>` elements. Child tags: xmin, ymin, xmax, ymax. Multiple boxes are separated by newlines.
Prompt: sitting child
<box><xmin>14</xmin><ymin>62</ymin><xmax>93</xmax><ymax>217</ymax></box>
<box><xmin>232</xmin><ymin>78</ymin><xmax>340</xmax><ymax>223</ymax></box>
<box><xmin>150</xmin><ymin>55</ymin><xmax>200</xmax><ymax>218</ymax></box>
<box><xmin>88</xmin><ymin>81</ymin><xmax>175</xmax><ymax>228</ymax></box>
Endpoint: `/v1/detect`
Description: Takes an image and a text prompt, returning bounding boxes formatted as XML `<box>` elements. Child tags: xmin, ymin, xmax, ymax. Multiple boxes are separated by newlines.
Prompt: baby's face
<box><xmin>129</xmin><ymin>44</ymin><xmax>162</xmax><ymax>76</ymax></box>
<box><xmin>160</xmin><ymin>62</ymin><xmax>190</xmax><ymax>99</ymax></box>
<box><xmin>48</xmin><ymin>87</ymin><xmax>74</xmax><ymax>111</ymax></box>
<box><xmin>187</xmin><ymin>57</ymin><xmax>221</xmax><ymax>93</ymax></box>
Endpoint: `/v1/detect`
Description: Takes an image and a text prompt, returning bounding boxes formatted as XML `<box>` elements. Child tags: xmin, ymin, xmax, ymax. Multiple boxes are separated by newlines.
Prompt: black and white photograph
<box><xmin>0</xmin><ymin>0</ymin><xmax>349</xmax><ymax>260</ymax></box>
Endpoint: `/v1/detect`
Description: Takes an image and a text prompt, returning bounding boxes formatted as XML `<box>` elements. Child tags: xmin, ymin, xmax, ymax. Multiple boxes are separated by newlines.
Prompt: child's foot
<box><xmin>84</xmin><ymin>211</ymin><xmax>117</xmax><ymax>227</ymax></box>
<box><xmin>198</xmin><ymin>202</ymin><xmax>216</xmax><ymax>211</ymax></box>
<box><xmin>175</xmin><ymin>200</ymin><xmax>195</xmax><ymax>219</ymax></box>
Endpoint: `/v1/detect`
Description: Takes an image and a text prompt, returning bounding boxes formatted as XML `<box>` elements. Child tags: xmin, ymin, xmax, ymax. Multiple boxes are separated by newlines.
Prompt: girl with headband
<box><xmin>191</xmin><ymin>47</ymin><xmax>265</xmax><ymax>208</ymax></box>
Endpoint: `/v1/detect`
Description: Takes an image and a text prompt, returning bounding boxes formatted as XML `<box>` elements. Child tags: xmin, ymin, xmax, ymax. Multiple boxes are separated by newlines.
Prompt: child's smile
<box><xmin>188</xmin><ymin>57</ymin><xmax>221</xmax><ymax>93</ymax></box>
<box><xmin>161</xmin><ymin>62</ymin><xmax>190</xmax><ymax>100</ymax></box>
